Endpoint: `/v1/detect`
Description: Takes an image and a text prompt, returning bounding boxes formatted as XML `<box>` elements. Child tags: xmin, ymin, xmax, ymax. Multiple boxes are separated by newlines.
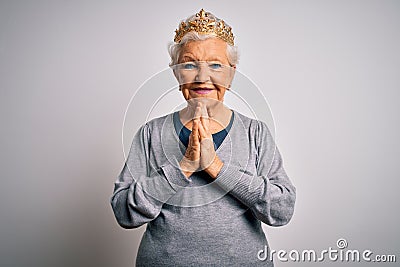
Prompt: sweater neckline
<box><xmin>169</xmin><ymin>109</ymin><xmax>238</xmax><ymax>154</ymax></box>
<box><xmin>174</xmin><ymin>110</ymin><xmax>234</xmax><ymax>135</ymax></box>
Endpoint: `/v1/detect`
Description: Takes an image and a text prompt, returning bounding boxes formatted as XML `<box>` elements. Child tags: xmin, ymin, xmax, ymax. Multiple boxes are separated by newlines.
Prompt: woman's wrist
<box><xmin>179</xmin><ymin>158</ymin><xmax>195</xmax><ymax>178</ymax></box>
<box><xmin>205</xmin><ymin>156</ymin><xmax>224</xmax><ymax>179</ymax></box>
<box><xmin>180</xmin><ymin>155</ymin><xmax>224</xmax><ymax>179</ymax></box>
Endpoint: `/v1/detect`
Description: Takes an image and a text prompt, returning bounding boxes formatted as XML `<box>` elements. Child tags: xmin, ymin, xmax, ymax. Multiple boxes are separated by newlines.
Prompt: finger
<box><xmin>192</xmin><ymin>118</ymin><xmax>200</xmax><ymax>145</ymax></box>
<box><xmin>200</xmin><ymin>102</ymin><xmax>208</xmax><ymax>118</ymax></box>
<box><xmin>200</xmin><ymin>113</ymin><xmax>210</xmax><ymax>133</ymax></box>
<box><xmin>195</xmin><ymin>103</ymin><xmax>208</xmax><ymax>133</ymax></box>
<box><xmin>193</xmin><ymin>105</ymin><xmax>202</xmax><ymax>121</ymax></box>
<box><xmin>198</xmin><ymin>120</ymin><xmax>210</xmax><ymax>140</ymax></box>
<box><xmin>200</xmin><ymin>103</ymin><xmax>208</xmax><ymax>123</ymax></box>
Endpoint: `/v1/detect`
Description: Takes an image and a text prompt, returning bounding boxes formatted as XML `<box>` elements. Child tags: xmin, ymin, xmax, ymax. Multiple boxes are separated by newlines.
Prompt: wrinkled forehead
<box><xmin>178</xmin><ymin>38</ymin><xmax>229</xmax><ymax>63</ymax></box>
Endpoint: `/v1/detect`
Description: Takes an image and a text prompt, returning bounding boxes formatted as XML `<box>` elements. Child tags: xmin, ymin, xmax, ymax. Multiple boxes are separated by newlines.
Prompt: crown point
<box><xmin>198</xmin><ymin>8</ymin><xmax>207</xmax><ymax>18</ymax></box>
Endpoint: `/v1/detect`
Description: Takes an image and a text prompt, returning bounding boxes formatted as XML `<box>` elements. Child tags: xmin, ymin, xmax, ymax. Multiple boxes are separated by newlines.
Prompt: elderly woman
<box><xmin>110</xmin><ymin>9</ymin><xmax>296</xmax><ymax>266</ymax></box>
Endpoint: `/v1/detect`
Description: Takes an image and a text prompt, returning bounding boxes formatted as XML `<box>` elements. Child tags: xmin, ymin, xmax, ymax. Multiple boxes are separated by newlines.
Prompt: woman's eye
<box><xmin>183</xmin><ymin>63</ymin><xmax>197</xmax><ymax>69</ymax></box>
<box><xmin>209</xmin><ymin>63</ymin><xmax>222</xmax><ymax>69</ymax></box>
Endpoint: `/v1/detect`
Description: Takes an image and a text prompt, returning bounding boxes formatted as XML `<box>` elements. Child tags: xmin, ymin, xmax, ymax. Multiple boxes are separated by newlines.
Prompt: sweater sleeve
<box><xmin>213</xmin><ymin>120</ymin><xmax>296</xmax><ymax>226</ymax></box>
<box><xmin>110</xmin><ymin>123</ymin><xmax>191</xmax><ymax>229</ymax></box>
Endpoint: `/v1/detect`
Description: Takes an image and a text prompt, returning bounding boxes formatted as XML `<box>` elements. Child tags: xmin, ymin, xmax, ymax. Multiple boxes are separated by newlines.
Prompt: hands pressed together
<box><xmin>179</xmin><ymin>103</ymin><xmax>224</xmax><ymax>179</ymax></box>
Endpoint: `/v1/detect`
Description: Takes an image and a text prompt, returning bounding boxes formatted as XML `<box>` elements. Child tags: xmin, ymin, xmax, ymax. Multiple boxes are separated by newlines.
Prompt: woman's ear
<box><xmin>227</xmin><ymin>64</ymin><xmax>236</xmax><ymax>89</ymax></box>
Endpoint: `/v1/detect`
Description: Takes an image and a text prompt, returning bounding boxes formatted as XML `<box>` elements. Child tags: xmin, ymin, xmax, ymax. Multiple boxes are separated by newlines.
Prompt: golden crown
<box><xmin>174</xmin><ymin>9</ymin><xmax>235</xmax><ymax>46</ymax></box>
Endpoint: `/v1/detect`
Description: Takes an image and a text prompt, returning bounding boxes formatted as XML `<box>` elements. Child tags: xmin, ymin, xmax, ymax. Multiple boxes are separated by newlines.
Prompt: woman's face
<box><xmin>174</xmin><ymin>38</ymin><xmax>236</xmax><ymax>103</ymax></box>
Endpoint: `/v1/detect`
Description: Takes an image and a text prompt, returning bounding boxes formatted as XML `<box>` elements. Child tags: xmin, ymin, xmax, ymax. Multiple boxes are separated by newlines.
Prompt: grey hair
<box><xmin>168</xmin><ymin>11</ymin><xmax>239</xmax><ymax>66</ymax></box>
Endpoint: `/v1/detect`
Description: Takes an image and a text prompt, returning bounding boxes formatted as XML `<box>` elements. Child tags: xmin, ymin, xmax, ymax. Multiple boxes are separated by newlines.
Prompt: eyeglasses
<box><xmin>171</xmin><ymin>61</ymin><xmax>235</xmax><ymax>87</ymax></box>
<box><xmin>172</xmin><ymin>61</ymin><xmax>232</xmax><ymax>73</ymax></box>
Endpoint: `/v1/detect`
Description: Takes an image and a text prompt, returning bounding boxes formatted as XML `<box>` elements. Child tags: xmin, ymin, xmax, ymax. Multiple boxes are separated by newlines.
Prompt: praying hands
<box><xmin>179</xmin><ymin>102</ymin><xmax>224</xmax><ymax>179</ymax></box>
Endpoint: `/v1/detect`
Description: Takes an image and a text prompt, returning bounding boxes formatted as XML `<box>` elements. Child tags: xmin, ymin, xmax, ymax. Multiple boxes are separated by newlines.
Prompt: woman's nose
<box><xmin>195</xmin><ymin>65</ymin><xmax>211</xmax><ymax>82</ymax></box>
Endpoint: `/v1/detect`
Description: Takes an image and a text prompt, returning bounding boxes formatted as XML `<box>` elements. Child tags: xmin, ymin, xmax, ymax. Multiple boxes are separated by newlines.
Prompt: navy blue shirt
<box><xmin>173</xmin><ymin>110</ymin><xmax>234</xmax><ymax>150</ymax></box>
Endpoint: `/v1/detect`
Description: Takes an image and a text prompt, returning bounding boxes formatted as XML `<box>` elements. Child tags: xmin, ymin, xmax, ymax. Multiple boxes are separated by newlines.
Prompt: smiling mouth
<box><xmin>191</xmin><ymin>88</ymin><xmax>213</xmax><ymax>94</ymax></box>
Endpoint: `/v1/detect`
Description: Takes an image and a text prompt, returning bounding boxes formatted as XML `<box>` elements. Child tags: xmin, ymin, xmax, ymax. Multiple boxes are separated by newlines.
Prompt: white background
<box><xmin>0</xmin><ymin>1</ymin><xmax>399</xmax><ymax>266</ymax></box>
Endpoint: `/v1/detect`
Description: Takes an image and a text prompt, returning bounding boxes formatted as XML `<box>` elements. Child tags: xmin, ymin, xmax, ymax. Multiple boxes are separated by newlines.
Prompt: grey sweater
<box><xmin>110</xmin><ymin>110</ymin><xmax>296</xmax><ymax>266</ymax></box>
